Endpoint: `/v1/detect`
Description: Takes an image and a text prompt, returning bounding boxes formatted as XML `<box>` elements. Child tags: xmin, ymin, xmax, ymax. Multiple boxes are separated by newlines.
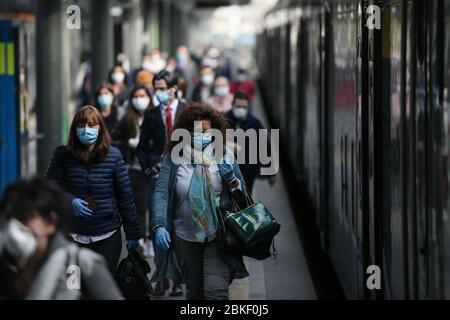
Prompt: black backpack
<box><xmin>115</xmin><ymin>251</ymin><xmax>153</xmax><ymax>300</ymax></box>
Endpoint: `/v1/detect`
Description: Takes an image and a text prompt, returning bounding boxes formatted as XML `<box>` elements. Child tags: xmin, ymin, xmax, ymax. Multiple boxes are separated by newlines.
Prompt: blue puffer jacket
<box><xmin>46</xmin><ymin>146</ymin><xmax>141</xmax><ymax>240</ymax></box>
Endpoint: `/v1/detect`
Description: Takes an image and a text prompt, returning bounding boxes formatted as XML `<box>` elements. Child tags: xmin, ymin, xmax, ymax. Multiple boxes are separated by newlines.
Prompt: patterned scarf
<box><xmin>182</xmin><ymin>144</ymin><xmax>219</xmax><ymax>241</ymax></box>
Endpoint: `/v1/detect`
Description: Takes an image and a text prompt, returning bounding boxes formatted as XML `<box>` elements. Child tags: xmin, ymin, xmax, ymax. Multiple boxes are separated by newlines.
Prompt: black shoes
<box><xmin>153</xmin><ymin>279</ymin><xmax>183</xmax><ymax>297</ymax></box>
<box><xmin>153</xmin><ymin>279</ymin><xmax>169</xmax><ymax>296</ymax></box>
<box><xmin>170</xmin><ymin>282</ymin><xmax>183</xmax><ymax>297</ymax></box>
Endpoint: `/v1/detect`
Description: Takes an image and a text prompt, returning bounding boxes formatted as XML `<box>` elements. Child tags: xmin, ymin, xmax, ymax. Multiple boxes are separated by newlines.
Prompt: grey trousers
<box><xmin>173</xmin><ymin>235</ymin><xmax>230</xmax><ymax>300</ymax></box>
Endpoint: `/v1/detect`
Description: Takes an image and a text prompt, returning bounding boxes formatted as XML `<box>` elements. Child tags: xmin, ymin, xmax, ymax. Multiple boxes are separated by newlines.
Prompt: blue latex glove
<box><xmin>154</xmin><ymin>227</ymin><xmax>171</xmax><ymax>251</ymax></box>
<box><xmin>127</xmin><ymin>239</ymin><xmax>139</xmax><ymax>252</ymax></box>
<box><xmin>218</xmin><ymin>163</ymin><xmax>236</xmax><ymax>183</ymax></box>
<box><xmin>71</xmin><ymin>198</ymin><xmax>93</xmax><ymax>218</ymax></box>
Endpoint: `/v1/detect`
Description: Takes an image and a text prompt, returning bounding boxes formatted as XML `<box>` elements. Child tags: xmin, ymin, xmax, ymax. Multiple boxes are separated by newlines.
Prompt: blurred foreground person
<box><xmin>46</xmin><ymin>106</ymin><xmax>141</xmax><ymax>274</ymax></box>
<box><xmin>0</xmin><ymin>177</ymin><xmax>122</xmax><ymax>300</ymax></box>
<box><xmin>152</xmin><ymin>103</ymin><xmax>249</xmax><ymax>300</ymax></box>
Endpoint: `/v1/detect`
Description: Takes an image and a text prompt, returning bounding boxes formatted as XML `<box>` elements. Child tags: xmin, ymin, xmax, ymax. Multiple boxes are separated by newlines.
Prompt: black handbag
<box><xmin>115</xmin><ymin>251</ymin><xmax>153</xmax><ymax>300</ymax></box>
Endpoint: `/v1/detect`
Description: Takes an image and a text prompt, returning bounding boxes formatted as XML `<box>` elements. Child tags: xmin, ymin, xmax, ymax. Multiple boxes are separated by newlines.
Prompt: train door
<box><xmin>441</xmin><ymin>0</ymin><xmax>450</xmax><ymax>300</ymax></box>
<box><xmin>356</xmin><ymin>0</ymin><xmax>368</xmax><ymax>299</ymax></box>
<box><xmin>412</xmin><ymin>0</ymin><xmax>434</xmax><ymax>299</ymax></box>
<box><xmin>327</xmin><ymin>1</ymin><xmax>360</xmax><ymax>299</ymax></box>
<box><xmin>0</xmin><ymin>20</ymin><xmax>19</xmax><ymax>194</ymax></box>
<box><xmin>288</xmin><ymin>11</ymin><xmax>302</xmax><ymax>181</ymax></box>
<box><xmin>320</xmin><ymin>5</ymin><xmax>331</xmax><ymax>250</ymax></box>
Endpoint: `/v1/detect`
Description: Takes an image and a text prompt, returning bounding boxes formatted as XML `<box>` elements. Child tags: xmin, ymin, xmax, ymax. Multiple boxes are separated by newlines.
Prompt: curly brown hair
<box><xmin>167</xmin><ymin>102</ymin><xmax>230</xmax><ymax>151</ymax></box>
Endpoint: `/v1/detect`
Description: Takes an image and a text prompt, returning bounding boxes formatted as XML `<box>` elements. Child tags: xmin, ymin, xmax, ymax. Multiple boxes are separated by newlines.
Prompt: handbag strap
<box><xmin>271</xmin><ymin>238</ymin><xmax>278</xmax><ymax>259</ymax></box>
<box><xmin>230</xmin><ymin>187</ymin><xmax>254</xmax><ymax>213</ymax></box>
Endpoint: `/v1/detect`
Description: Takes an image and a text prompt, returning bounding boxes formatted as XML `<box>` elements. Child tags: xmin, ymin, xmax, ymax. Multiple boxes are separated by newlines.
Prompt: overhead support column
<box><xmin>36</xmin><ymin>0</ymin><xmax>69</xmax><ymax>174</ymax></box>
<box><xmin>91</xmin><ymin>0</ymin><xmax>113</xmax><ymax>92</ymax></box>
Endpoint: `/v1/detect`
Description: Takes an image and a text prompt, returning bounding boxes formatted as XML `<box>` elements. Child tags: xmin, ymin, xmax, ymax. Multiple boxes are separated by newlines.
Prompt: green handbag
<box><xmin>224</xmin><ymin>192</ymin><xmax>281</xmax><ymax>260</ymax></box>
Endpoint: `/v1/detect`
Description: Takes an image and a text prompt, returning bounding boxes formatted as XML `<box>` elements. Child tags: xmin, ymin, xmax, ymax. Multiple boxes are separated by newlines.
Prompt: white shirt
<box><xmin>71</xmin><ymin>229</ymin><xmax>117</xmax><ymax>244</ymax></box>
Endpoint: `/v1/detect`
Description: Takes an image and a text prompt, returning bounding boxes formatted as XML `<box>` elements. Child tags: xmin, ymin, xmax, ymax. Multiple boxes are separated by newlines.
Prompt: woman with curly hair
<box><xmin>151</xmin><ymin>102</ymin><xmax>249</xmax><ymax>300</ymax></box>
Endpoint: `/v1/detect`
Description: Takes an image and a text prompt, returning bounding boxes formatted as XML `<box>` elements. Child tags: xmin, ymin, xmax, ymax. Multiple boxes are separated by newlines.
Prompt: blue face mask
<box><xmin>156</xmin><ymin>90</ymin><xmax>170</xmax><ymax>106</ymax></box>
<box><xmin>97</xmin><ymin>94</ymin><xmax>113</xmax><ymax>108</ymax></box>
<box><xmin>76</xmin><ymin>127</ymin><xmax>99</xmax><ymax>146</ymax></box>
<box><xmin>192</xmin><ymin>132</ymin><xmax>212</xmax><ymax>149</ymax></box>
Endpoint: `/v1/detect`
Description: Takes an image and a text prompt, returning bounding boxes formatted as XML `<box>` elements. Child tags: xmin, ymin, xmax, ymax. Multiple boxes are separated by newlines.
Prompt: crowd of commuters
<box><xmin>0</xmin><ymin>45</ymin><xmax>276</xmax><ymax>300</ymax></box>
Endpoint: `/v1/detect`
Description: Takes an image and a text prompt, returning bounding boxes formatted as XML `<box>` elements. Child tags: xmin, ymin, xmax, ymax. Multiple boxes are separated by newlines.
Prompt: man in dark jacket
<box><xmin>225</xmin><ymin>91</ymin><xmax>277</xmax><ymax>195</ymax></box>
<box><xmin>136</xmin><ymin>70</ymin><xmax>186</xmax><ymax>296</ymax></box>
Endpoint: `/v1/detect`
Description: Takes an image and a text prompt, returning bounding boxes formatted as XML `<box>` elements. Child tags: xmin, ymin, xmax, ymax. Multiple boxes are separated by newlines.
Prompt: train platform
<box><xmin>121</xmin><ymin>91</ymin><xmax>317</xmax><ymax>300</ymax></box>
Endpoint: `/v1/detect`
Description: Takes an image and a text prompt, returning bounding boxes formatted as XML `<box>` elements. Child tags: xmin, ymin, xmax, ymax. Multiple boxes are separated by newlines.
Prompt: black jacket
<box><xmin>191</xmin><ymin>83</ymin><xmax>211</xmax><ymax>102</ymax></box>
<box><xmin>225</xmin><ymin>111</ymin><xmax>268</xmax><ymax>180</ymax></box>
<box><xmin>136</xmin><ymin>101</ymin><xmax>186</xmax><ymax>175</ymax></box>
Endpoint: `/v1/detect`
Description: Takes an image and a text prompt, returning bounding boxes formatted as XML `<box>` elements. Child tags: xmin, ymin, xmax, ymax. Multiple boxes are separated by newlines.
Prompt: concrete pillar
<box><xmin>123</xmin><ymin>0</ymin><xmax>143</xmax><ymax>70</ymax></box>
<box><xmin>142</xmin><ymin>0</ymin><xmax>153</xmax><ymax>55</ymax></box>
<box><xmin>91</xmin><ymin>0</ymin><xmax>113</xmax><ymax>92</ymax></box>
<box><xmin>36</xmin><ymin>0</ymin><xmax>70</xmax><ymax>174</ymax></box>
<box><xmin>158</xmin><ymin>0</ymin><xmax>171</xmax><ymax>53</ymax></box>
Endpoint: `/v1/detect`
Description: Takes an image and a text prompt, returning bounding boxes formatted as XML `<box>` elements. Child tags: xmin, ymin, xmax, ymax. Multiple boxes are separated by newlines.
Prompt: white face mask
<box><xmin>4</xmin><ymin>219</ymin><xmax>37</xmax><ymax>270</ymax></box>
<box><xmin>237</xmin><ymin>74</ymin><xmax>247</xmax><ymax>82</ymax></box>
<box><xmin>111</xmin><ymin>72</ymin><xmax>125</xmax><ymax>84</ymax></box>
<box><xmin>203</xmin><ymin>58</ymin><xmax>219</xmax><ymax>69</ymax></box>
<box><xmin>132</xmin><ymin>97</ymin><xmax>150</xmax><ymax>111</ymax></box>
<box><xmin>214</xmin><ymin>85</ymin><xmax>229</xmax><ymax>97</ymax></box>
<box><xmin>201</xmin><ymin>74</ymin><xmax>214</xmax><ymax>86</ymax></box>
<box><xmin>142</xmin><ymin>60</ymin><xmax>152</xmax><ymax>71</ymax></box>
<box><xmin>152</xmin><ymin>94</ymin><xmax>160</xmax><ymax>107</ymax></box>
<box><xmin>233</xmin><ymin>107</ymin><xmax>248</xmax><ymax>119</ymax></box>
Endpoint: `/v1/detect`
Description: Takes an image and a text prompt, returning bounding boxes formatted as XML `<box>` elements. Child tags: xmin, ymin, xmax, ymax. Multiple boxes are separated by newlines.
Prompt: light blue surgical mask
<box><xmin>97</xmin><ymin>94</ymin><xmax>113</xmax><ymax>108</ymax></box>
<box><xmin>192</xmin><ymin>132</ymin><xmax>212</xmax><ymax>150</ymax></box>
<box><xmin>76</xmin><ymin>127</ymin><xmax>99</xmax><ymax>146</ymax></box>
<box><xmin>156</xmin><ymin>90</ymin><xmax>170</xmax><ymax>106</ymax></box>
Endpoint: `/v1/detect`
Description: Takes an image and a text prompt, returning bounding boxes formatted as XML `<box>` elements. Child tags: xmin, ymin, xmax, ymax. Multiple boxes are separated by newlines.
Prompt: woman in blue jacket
<box><xmin>46</xmin><ymin>106</ymin><xmax>141</xmax><ymax>273</ymax></box>
<box><xmin>151</xmin><ymin>103</ymin><xmax>249</xmax><ymax>300</ymax></box>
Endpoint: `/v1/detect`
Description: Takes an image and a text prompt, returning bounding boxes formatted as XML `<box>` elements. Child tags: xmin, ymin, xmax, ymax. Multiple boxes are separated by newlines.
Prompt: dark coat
<box><xmin>225</xmin><ymin>111</ymin><xmax>267</xmax><ymax>180</ymax></box>
<box><xmin>46</xmin><ymin>146</ymin><xmax>141</xmax><ymax>240</ymax></box>
<box><xmin>136</xmin><ymin>101</ymin><xmax>186</xmax><ymax>175</ymax></box>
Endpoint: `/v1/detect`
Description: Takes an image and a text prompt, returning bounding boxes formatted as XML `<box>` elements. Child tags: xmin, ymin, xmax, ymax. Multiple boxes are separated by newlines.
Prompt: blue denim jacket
<box><xmin>151</xmin><ymin>151</ymin><xmax>247</xmax><ymax>232</ymax></box>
